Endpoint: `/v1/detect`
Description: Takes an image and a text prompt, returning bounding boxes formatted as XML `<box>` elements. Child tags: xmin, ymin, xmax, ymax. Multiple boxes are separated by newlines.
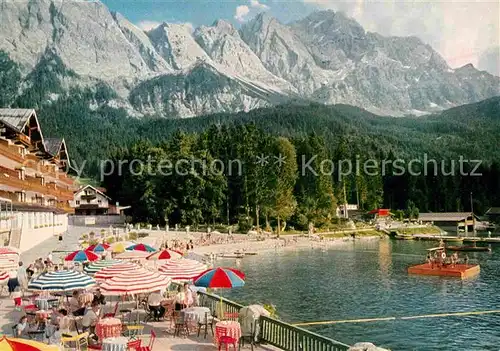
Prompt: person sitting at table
<box><xmin>174</xmin><ymin>286</ymin><xmax>186</xmax><ymax>311</ymax></box>
<box><xmin>82</xmin><ymin>302</ymin><xmax>100</xmax><ymax>334</ymax></box>
<box><xmin>93</xmin><ymin>288</ymin><xmax>106</xmax><ymax>305</ymax></box>
<box><xmin>148</xmin><ymin>290</ymin><xmax>165</xmax><ymax>320</ymax></box>
<box><xmin>48</xmin><ymin>308</ymin><xmax>72</xmax><ymax>343</ymax></box>
<box><xmin>15</xmin><ymin>316</ymin><xmax>28</xmax><ymax>337</ymax></box>
<box><xmin>69</xmin><ymin>291</ymin><xmax>85</xmax><ymax>316</ymax></box>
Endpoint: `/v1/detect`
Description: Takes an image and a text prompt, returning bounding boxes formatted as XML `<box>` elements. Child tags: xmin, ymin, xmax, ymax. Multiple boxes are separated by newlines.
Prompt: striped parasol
<box><xmin>158</xmin><ymin>258</ymin><xmax>207</xmax><ymax>281</ymax></box>
<box><xmin>28</xmin><ymin>270</ymin><xmax>97</xmax><ymax>292</ymax></box>
<box><xmin>146</xmin><ymin>249</ymin><xmax>182</xmax><ymax>261</ymax></box>
<box><xmin>0</xmin><ymin>271</ymin><xmax>9</xmax><ymax>283</ymax></box>
<box><xmin>100</xmin><ymin>267</ymin><xmax>171</xmax><ymax>295</ymax></box>
<box><xmin>0</xmin><ymin>247</ymin><xmax>19</xmax><ymax>255</ymax></box>
<box><xmin>193</xmin><ymin>267</ymin><xmax>245</xmax><ymax>288</ymax></box>
<box><xmin>126</xmin><ymin>243</ymin><xmax>156</xmax><ymax>252</ymax></box>
<box><xmin>64</xmin><ymin>250</ymin><xmax>99</xmax><ymax>262</ymax></box>
<box><xmin>114</xmin><ymin>251</ymin><xmax>150</xmax><ymax>260</ymax></box>
<box><xmin>0</xmin><ymin>256</ymin><xmax>18</xmax><ymax>271</ymax></box>
<box><xmin>85</xmin><ymin>243</ymin><xmax>111</xmax><ymax>253</ymax></box>
<box><xmin>83</xmin><ymin>260</ymin><xmax>122</xmax><ymax>275</ymax></box>
<box><xmin>94</xmin><ymin>262</ymin><xmax>141</xmax><ymax>281</ymax></box>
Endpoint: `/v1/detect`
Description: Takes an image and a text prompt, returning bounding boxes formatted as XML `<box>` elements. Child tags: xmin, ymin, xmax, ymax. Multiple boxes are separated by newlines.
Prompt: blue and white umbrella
<box><xmin>28</xmin><ymin>270</ymin><xmax>97</xmax><ymax>292</ymax></box>
<box><xmin>84</xmin><ymin>260</ymin><xmax>122</xmax><ymax>275</ymax></box>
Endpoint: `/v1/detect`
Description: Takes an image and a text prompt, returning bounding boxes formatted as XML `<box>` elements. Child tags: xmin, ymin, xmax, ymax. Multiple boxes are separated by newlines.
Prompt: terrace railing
<box><xmin>197</xmin><ymin>291</ymin><xmax>350</xmax><ymax>351</ymax></box>
<box><xmin>259</xmin><ymin>316</ymin><xmax>350</xmax><ymax>351</ymax></box>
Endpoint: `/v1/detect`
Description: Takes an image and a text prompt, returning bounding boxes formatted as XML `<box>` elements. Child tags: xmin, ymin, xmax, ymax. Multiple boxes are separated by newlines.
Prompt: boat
<box><xmin>407</xmin><ymin>247</ymin><xmax>480</xmax><ymax>279</ymax></box>
<box><xmin>220</xmin><ymin>253</ymin><xmax>245</xmax><ymax>259</ymax></box>
<box><xmin>243</xmin><ymin>252</ymin><xmax>258</xmax><ymax>256</ymax></box>
<box><xmin>446</xmin><ymin>245</ymin><xmax>491</xmax><ymax>252</ymax></box>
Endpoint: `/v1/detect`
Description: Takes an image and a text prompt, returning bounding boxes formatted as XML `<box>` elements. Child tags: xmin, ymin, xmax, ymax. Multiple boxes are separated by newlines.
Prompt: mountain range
<box><xmin>0</xmin><ymin>0</ymin><xmax>498</xmax><ymax>117</ymax></box>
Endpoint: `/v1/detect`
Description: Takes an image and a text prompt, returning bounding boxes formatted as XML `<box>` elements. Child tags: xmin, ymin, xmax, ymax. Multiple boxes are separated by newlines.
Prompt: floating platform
<box><xmin>408</xmin><ymin>263</ymin><xmax>480</xmax><ymax>279</ymax></box>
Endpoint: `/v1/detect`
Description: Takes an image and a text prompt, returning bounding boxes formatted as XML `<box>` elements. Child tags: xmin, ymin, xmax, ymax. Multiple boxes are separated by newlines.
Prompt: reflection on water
<box><xmin>223</xmin><ymin>239</ymin><xmax>500</xmax><ymax>350</ymax></box>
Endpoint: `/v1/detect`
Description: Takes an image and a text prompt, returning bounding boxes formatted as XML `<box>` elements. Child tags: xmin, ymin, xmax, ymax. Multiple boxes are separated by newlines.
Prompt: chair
<box><xmin>173</xmin><ymin>311</ymin><xmax>188</xmax><ymax>337</ymax></box>
<box><xmin>103</xmin><ymin>301</ymin><xmax>119</xmax><ymax>318</ymax></box>
<box><xmin>127</xmin><ymin>339</ymin><xmax>142</xmax><ymax>351</ymax></box>
<box><xmin>197</xmin><ymin>312</ymin><xmax>214</xmax><ymax>339</ymax></box>
<box><xmin>216</xmin><ymin>326</ymin><xmax>238</xmax><ymax>351</ymax></box>
<box><xmin>136</xmin><ymin>330</ymin><xmax>156</xmax><ymax>351</ymax></box>
<box><xmin>61</xmin><ymin>332</ymin><xmax>89</xmax><ymax>351</ymax></box>
<box><xmin>123</xmin><ymin>324</ymin><xmax>145</xmax><ymax>338</ymax></box>
<box><xmin>143</xmin><ymin>303</ymin><xmax>155</xmax><ymax>323</ymax></box>
<box><xmin>238</xmin><ymin>322</ymin><xmax>255</xmax><ymax>351</ymax></box>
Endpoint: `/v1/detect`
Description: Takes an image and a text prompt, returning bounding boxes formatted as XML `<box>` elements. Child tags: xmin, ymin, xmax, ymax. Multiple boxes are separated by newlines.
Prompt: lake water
<box><xmin>222</xmin><ymin>239</ymin><xmax>500</xmax><ymax>350</ymax></box>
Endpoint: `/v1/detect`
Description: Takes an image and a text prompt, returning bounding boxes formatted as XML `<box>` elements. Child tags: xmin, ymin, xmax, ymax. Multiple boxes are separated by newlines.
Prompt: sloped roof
<box><xmin>75</xmin><ymin>184</ymin><xmax>111</xmax><ymax>200</ymax></box>
<box><xmin>44</xmin><ymin>138</ymin><xmax>63</xmax><ymax>156</ymax></box>
<box><xmin>419</xmin><ymin>212</ymin><xmax>475</xmax><ymax>222</ymax></box>
<box><xmin>0</xmin><ymin>109</ymin><xmax>38</xmax><ymax>132</ymax></box>
<box><xmin>486</xmin><ymin>207</ymin><xmax>500</xmax><ymax>215</ymax></box>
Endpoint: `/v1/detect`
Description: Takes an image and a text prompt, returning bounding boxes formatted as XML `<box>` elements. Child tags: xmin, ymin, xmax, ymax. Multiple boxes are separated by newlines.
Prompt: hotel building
<box><xmin>0</xmin><ymin>109</ymin><xmax>78</xmax><ymax>251</ymax></box>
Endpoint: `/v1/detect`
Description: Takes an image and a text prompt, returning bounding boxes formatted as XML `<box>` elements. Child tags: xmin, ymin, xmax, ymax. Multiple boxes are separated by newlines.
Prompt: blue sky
<box><xmin>101</xmin><ymin>0</ymin><xmax>316</xmax><ymax>29</ymax></box>
<box><xmin>100</xmin><ymin>0</ymin><xmax>499</xmax><ymax>74</ymax></box>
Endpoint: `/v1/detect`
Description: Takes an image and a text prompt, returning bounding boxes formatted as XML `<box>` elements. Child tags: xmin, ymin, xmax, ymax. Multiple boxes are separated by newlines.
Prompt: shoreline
<box><xmin>190</xmin><ymin>235</ymin><xmax>383</xmax><ymax>258</ymax></box>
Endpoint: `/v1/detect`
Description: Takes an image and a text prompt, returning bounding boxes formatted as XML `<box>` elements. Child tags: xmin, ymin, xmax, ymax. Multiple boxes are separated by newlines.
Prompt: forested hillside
<box><xmin>2</xmin><ymin>49</ymin><xmax>499</xmax><ymax>226</ymax></box>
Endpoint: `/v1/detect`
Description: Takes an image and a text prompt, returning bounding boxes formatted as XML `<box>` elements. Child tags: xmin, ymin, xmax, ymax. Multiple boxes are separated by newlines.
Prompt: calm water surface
<box><xmin>222</xmin><ymin>239</ymin><xmax>500</xmax><ymax>350</ymax></box>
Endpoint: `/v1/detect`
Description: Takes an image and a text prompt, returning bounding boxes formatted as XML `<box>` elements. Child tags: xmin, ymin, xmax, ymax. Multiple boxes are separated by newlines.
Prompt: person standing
<box><xmin>17</xmin><ymin>261</ymin><xmax>28</xmax><ymax>295</ymax></box>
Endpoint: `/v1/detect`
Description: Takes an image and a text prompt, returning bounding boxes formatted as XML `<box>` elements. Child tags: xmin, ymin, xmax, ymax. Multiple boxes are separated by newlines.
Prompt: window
<box><xmin>76</xmin><ymin>200</ymin><xmax>80</xmax><ymax>205</ymax></box>
<box><xmin>40</xmin><ymin>176</ymin><xmax>45</xmax><ymax>186</ymax></box>
<box><xmin>98</xmin><ymin>200</ymin><xmax>102</xmax><ymax>204</ymax></box>
<box><xmin>17</xmin><ymin>168</ymin><xmax>25</xmax><ymax>180</ymax></box>
<box><xmin>16</xmin><ymin>192</ymin><xmax>26</xmax><ymax>203</ymax></box>
<box><xmin>18</xmin><ymin>147</ymin><xmax>26</xmax><ymax>157</ymax></box>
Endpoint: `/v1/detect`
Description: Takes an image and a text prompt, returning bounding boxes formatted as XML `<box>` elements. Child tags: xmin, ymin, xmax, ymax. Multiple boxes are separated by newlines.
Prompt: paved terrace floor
<box><xmin>3</xmin><ymin>226</ymin><xmax>279</xmax><ymax>350</ymax></box>
<box><xmin>0</xmin><ymin>295</ymin><xmax>278</xmax><ymax>350</ymax></box>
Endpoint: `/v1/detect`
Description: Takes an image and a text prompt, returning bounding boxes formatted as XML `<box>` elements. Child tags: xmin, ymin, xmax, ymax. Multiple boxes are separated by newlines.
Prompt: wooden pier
<box><xmin>411</xmin><ymin>234</ymin><xmax>500</xmax><ymax>243</ymax></box>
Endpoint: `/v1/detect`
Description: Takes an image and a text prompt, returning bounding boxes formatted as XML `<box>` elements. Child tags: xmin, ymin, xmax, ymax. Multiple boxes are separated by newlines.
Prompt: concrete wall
<box><xmin>69</xmin><ymin>215</ymin><xmax>125</xmax><ymax>226</ymax></box>
<box><xmin>16</xmin><ymin>211</ymin><xmax>68</xmax><ymax>251</ymax></box>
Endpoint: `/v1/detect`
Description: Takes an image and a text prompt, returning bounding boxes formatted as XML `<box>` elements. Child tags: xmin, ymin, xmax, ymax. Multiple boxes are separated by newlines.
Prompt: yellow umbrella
<box><xmin>110</xmin><ymin>241</ymin><xmax>134</xmax><ymax>253</ymax></box>
<box><xmin>0</xmin><ymin>336</ymin><xmax>59</xmax><ymax>350</ymax></box>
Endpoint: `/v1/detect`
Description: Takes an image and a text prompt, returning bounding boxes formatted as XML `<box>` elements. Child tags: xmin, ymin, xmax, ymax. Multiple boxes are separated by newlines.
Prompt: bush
<box><xmin>80</xmin><ymin>234</ymin><xmax>89</xmax><ymax>240</ymax></box>
<box><xmin>88</xmin><ymin>239</ymin><xmax>99</xmax><ymax>246</ymax></box>
<box><xmin>237</xmin><ymin>215</ymin><xmax>253</xmax><ymax>233</ymax></box>
<box><xmin>105</xmin><ymin>236</ymin><xmax>115</xmax><ymax>244</ymax></box>
<box><xmin>128</xmin><ymin>232</ymin><xmax>138</xmax><ymax>240</ymax></box>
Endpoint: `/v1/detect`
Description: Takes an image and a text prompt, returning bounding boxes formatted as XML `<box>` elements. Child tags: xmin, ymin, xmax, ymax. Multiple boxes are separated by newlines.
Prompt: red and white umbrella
<box><xmin>146</xmin><ymin>249</ymin><xmax>182</xmax><ymax>261</ymax></box>
<box><xmin>0</xmin><ymin>271</ymin><xmax>9</xmax><ymax>283</ymax></box>
<box><xmin>158</xmin><ymin>258</ymin><xmax>207</xmax><ymax>281</ymax></box>
<box><xmin>0</xmin><ymin>247</ymin><xmax>19</xmax><ymax>255</ymax></box>
<box><xmin>100</xmin><ymin>267</ymin><xmax>171</xmax><ymax>295</ymax></box>
<box><xmin>94</xmin><ymin>262</ymin><xmax>141</xmax><ymax>282</ymax></box>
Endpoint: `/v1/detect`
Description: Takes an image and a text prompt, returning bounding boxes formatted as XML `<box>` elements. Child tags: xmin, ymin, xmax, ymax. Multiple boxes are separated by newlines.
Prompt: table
<box><xmin>102</xmin><ymin>336</ymin><xmax>129</xmax><ymax>351</ymax></box>
<box><xmin>95</xmin><ymin>318</ymin><xmax>122</xmax><ymax>339</ymax></box>
<box><xmin>182</xmin><ymin>307</ymin><xmax>211</xmax><ymax>324</ymax></box>
<box><xmin>214</xmin><ymin>321</ymin><xmax>241</xmax><ymax>345</ymax></box>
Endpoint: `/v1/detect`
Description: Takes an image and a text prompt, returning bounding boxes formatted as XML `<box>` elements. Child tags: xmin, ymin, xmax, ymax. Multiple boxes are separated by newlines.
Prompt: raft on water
<box><xmin>408</xmin><ymin>263</ymin><xmax>480</xmax><ymax>279</ymax></box>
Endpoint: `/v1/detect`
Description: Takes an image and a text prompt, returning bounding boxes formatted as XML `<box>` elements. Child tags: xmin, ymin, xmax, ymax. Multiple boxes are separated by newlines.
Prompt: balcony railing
<box><xmin>0</xmin><ymin>142</ymin><xmax>76</xmax><ymax>187</ymax></box>
<box><xmin>0</xmin><ymin>166</ymin><xmax>74</xmax><ymax>201</ymax></box>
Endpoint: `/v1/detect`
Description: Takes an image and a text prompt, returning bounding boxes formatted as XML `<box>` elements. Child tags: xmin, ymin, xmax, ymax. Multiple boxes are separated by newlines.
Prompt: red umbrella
<box><xmin>85</xmin><ymin>243</ymin><xmax>111</xmax><ymax>253</ymax></box>
<box><xmin>64</xmin><ymin>250</ymin><xmax>99</xmax><ymax>262</ymax></box>
<box><xmin>126</xmin><ymin>243</ymin><xmax>156</xmax><ymax>252</ymax></box>
<box><xmin>146</xmin><ymin>249</ymin><xmax>182</xmax><ymax>261</ymax></box>
<box><xmin>194</xmin><ymin>267</ymin><xmax>245</xmax><ymax>288</ymax></box>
